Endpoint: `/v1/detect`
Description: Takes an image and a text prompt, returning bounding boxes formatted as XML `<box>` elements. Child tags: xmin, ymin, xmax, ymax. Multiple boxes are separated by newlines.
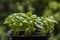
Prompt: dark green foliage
<box><xmin>0</xmin><ymin>0</ymin><xmax>59</xmax><ymax>40</ymax></box>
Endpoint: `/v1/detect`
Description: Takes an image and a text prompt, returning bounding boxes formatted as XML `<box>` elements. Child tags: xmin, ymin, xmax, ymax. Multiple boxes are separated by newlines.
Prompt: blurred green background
<box><xmin>0</xmin><ymin>0</ymin><xmax>60</xmax><ymax>40</ymax></box>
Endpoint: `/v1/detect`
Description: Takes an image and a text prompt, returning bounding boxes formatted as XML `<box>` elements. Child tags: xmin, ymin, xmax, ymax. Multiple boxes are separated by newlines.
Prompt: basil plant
<box><xmin>4</xmin><ymin>12</ymin><xmax>57</xmax><ymax>35</ymax></box>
